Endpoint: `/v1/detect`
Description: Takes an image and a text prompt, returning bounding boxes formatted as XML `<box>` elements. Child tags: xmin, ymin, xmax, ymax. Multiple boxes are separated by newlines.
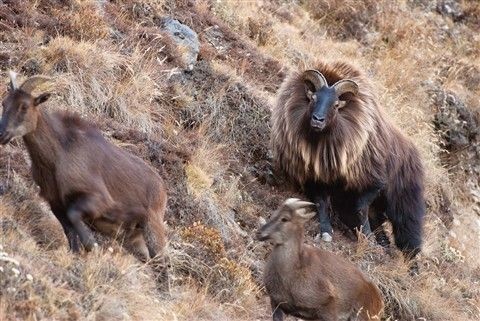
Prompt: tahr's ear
<box><xmin>305</xmin><ymin>86</ymin><xmax>314</xmax><ymax>100</ymax></box>
<box><xmin>33</xmin><ymin>93</ymin><xmax>51</xmax><ymax>106</ymax></box>
<box><xmin>305</xmin><ymin>82</ymin><xmax>315</xmax><ymax>97</ymax></box>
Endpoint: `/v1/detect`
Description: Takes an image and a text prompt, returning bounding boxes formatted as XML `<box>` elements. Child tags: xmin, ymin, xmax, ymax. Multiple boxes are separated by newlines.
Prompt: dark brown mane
<box><xmin>272</xmin><ymin>61</ymin><xmax>382</xmax><ymax>189</ymax></box>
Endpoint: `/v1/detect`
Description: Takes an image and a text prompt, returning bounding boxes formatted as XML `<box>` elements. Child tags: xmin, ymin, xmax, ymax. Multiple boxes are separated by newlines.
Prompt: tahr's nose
<box><xmin>312</xmin><ymin>114</ymin><xmax>325</xmax><ymax>123</ymax></box>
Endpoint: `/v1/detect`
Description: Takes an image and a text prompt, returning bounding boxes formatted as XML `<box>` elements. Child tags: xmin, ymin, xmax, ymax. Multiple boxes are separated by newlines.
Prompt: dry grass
<box><xmin>39</xmin><ymin>36</ymin><xmax>162</xmax><ymax>133</ymax></box>
<box><xmin>0</xmin><ymin>0</ymin><xmax>479</xmax><ymax>320</ymax></box>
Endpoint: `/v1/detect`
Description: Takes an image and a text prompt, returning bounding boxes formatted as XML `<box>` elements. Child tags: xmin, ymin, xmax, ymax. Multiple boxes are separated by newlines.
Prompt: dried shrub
<box><xmin>180</xmin><ymin>222</ymin><xmax>226</xmax><ymax>264</ymax></box>
<box><xmin>50</xmin><ymin>1</ymin><xmax>109</xmax><ymax>41</ymax></box>
<box><xmin>247</xmin><ymin>17</ymin><xmax>273</xmax><ymax>46</ymax></box>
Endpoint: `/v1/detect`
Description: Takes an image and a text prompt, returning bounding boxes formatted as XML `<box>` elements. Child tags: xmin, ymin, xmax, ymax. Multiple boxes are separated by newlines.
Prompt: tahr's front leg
<box><xmin>304</xmin><ymin>181</ymin><xmax>332</xmax><ymax>242</ymax></box>
<box><xmin>51</xmin><ymin>204</ymin><xmax>80</xmax><ymax>252</ymax></box>
<box><xmin>356</xmin><ymin>185</ymin><xmax>383</xmax><ymax>212</ymax></box>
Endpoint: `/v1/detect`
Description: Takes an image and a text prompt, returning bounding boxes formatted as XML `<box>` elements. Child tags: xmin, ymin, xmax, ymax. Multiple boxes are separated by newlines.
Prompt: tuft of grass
<box><xmin>36</xmin><ymin>36</ymin><xmax>162</xmax><ymax>133</ymax></box>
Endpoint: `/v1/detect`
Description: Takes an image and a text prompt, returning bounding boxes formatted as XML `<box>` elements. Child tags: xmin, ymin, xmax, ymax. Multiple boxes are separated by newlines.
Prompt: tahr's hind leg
<box><xmin>125</xmin><ymin>228</ymin><xmax>150</xmax><ymax>262</ymax></box>
<box><xmin>369</xmin><ymin>198</ymin><xmax>390</xmax><ymax>248</ymax></box>
<box><xmin>332</xmin><ymin>185</ymin><xmax>382</xmax><ymax>237</ymax></box>
<box><xmin>60</xmin><ymin>217</ymin><xmax>81</xmax><ymax>252</ymax></box>
<box><xmin>143</xmin><ymin>216</ymin><xmax>169</xmax><ymax>282</ymax></box>
<box><xmin>386</xmin><ymin>185</ymin><xmax>425</xmax><ymax>260</ymax></box>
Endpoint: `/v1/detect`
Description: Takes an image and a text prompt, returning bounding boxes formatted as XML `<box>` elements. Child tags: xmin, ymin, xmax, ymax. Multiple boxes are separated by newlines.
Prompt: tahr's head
<box><xmin>303</xmin><ymin>69</ymin><xmax>359</xmax><ymax>132</ymax></box>
<box><xmin>256</xmin><ymin>198</ymin><xmax>316</xmax><ymax>245</ymax></box>
<box><xmin>0</xmin><ymin>71</ymin><xmax>51</xmax><ymax>144</ymax></box>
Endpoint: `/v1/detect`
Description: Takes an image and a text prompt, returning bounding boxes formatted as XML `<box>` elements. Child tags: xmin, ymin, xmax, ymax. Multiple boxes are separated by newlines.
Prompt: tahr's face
<box><xmin>0</xmin><ymin>90</ymin><xmax>38</xmax><ymax>144</ymax></box>
<box><xmin>308</xmin><ymin>85</ymin><xmax>343</xmax><ymax>132</ymax></box>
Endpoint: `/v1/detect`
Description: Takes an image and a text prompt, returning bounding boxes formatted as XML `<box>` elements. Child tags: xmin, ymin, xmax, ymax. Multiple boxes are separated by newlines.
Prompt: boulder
<box><xmin>160</xmin><ymin>17</ymin><xmax>199</xmax><ymax>71</ymax></box>
<box><xmin>436</xmin><ymin>0</ymin><xmax>464</xmax><ymax>22</ymax></box>
<box><xmin>432</xmin><ymin>89</ymin><xmax>479</xmax><ymax>151</ymax></box>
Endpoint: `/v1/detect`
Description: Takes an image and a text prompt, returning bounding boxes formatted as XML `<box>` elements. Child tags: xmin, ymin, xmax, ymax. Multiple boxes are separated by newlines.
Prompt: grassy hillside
<box><xmin>0</xmin><ymin>0</ymin><xmax>479</xmax><ymax>320</ymax></box>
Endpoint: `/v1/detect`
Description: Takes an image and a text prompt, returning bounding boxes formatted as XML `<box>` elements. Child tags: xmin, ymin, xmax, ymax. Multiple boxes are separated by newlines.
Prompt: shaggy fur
<box><xmin>271</xmin><ymin>61</ymin><xmax>425</xmax><ymax>255</ymax></box>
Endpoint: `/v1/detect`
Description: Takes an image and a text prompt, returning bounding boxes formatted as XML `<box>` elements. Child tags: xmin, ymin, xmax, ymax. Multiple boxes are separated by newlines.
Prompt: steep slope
<box><xmin>0</xmin><ymin>0</ymin><xmax>479</xmax><ymax>320</ymax></box>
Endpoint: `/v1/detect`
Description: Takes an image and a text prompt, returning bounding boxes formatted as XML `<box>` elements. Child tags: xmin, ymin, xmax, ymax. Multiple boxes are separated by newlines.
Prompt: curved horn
<box><xmin>8</xmin><ymin>70</ymin><xmax>18</xmax><ymax>90</ymax></box>
<box><xmin>296</xmin><ymin>210</ymin><xmax>317</xmax><ymax>220</ymax></box>
<box><xmin>284</xmin><ymin>198</ymin><xmax>301</xmax><ymax>205</ymax></box>
<box><xmin>333</xmin><ymin>79</ymin><xmax>359</xmax><ymax>97</ymax></box>
<box><xmin>303</xmin><ymin>69</ymin><xmax>328</xmax><ymax>91</ymax></box>
<box><xmin>284</xmin><ymin>198</ymin><xmax>315</xmax><ymax>210</ymax></box>
<box><xmin>20</xmin><ymin>76</ymin><xmax>52</xmax><ymax>94</ymax></box>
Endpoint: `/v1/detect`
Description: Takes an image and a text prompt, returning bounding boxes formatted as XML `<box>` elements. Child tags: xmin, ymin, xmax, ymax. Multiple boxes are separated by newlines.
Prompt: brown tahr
<box><xmin>0</xmin><ymin>72</ymin><xmax>167</xmax><ymax>262</ymax></box>
<box><xmin>271</xmin><ymin>61</ymin><xmax>425</xmax><ymax>258</ymax></box>
<box><xmin>257</xmin><ymin>198</ymin><xmax>384</xmax><ymax>321</ymax></box>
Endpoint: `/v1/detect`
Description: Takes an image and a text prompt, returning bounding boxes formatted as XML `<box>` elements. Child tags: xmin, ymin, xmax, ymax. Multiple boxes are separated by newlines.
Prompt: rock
<box><xmin>436</xmin><ymin>0</ymin><xmax>464</xmax><ymax>22</ymax></box>
<box><xmin>314</xmin><ymin>232</ymin><xmax>333</xmax><ymax>243</ymax></box>
<box><xmin>160</xmin><ymin>17</ymin><xmax>199</xmax><ymax>70</ymax></box>
<box><xmin>258</xmin><ymin>216</ymin><xmax>266</xmax><ymax>226</ymax></box>
<box><xmin>432</xmin><ymin>89</ymin><xmax>479</xmax><ymax>151</ymax></box>
<box><xmin>132</xmin><ymin>2</ymin><xmax>153</xmax><ymax>19</ymax></box>
<box><xmin>201</xmin><ymin>197</ymin><xmax>248</xmax><ymax>242</ymax></box>
<box><xmin>431</xmin><ymin>87</ymin><xmax>480</xmax><ymax>209</ymax></box>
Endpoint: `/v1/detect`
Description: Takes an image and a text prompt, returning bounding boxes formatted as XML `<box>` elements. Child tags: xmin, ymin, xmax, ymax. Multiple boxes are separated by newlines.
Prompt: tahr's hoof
<box><xmin>322</xmin><ymin>232</ymin><xmax>333</xmax><ymax>242</ymax></box>
<box><xmin>83</xmin><ymin>241</ymin><xmax>98</xmax><ymax>252</ymax></box>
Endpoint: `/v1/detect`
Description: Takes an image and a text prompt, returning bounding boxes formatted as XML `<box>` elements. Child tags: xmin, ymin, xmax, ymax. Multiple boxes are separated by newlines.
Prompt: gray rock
<box><xmin>432</xmin><ymin>89</ymin><xmax>479</xmax><ymax>151</ymax></box>
<box><xmin>160</xmin><ymin>17</ymin><xmax>199</xmax><ymax>70</ymax></box>
<box><xmin>436</xmin><ymin>0</ymin><xmax>464</xmax><ymax>22</ymax></box>
<box><xmin>430</xmin><ymin>86</ymin><xmax>480</xmax><ymax>212</ymax></box>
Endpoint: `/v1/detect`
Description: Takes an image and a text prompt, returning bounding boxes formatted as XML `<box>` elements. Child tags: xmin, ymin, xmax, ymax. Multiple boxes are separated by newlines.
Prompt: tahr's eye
<box><xmin>281</xmin><ymin>217</ymin><xmax>289</xmax><ymax>222</ymax></box>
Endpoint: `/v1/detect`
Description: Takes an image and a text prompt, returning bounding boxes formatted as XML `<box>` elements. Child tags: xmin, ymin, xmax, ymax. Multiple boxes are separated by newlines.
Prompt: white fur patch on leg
<box><xmin>321</xmin><ymin>232</ymin><xmax>333</xmax><ymax>242</ymax></box>
<box><xmin>314</xmin><ymin>232</ymin><xmax>333</xmax><ymax>243</ymax></box>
